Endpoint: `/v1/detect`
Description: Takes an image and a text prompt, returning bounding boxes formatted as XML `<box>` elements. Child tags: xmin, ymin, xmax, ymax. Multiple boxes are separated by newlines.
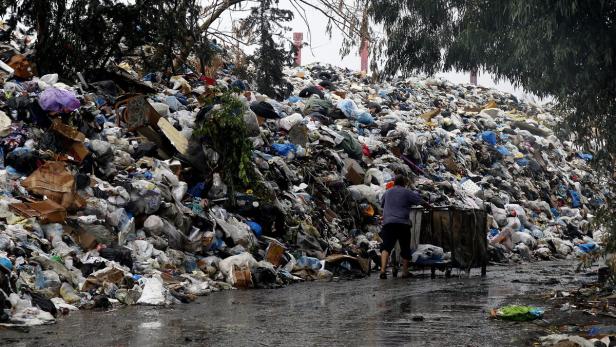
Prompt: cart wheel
<box><xmin>445</xmin><ymin>269</ymin><xmax>452</xmax><ymax>278</ymax></box>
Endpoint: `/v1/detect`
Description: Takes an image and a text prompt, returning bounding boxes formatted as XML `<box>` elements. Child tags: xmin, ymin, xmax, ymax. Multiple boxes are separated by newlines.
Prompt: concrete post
<box><xmin>293</xmin><ymin>32</ymin><xmax>303</xmax><ymax>66</ymax></box>
<box><xmin>470</xmin><ymin>68</ymin><xmax>478</xmax><ymax>85</ymax></box>
<box><xmin>360</xmin><ymin>39</ymin><xmax>369</xmax><ymax>73</ymax></box>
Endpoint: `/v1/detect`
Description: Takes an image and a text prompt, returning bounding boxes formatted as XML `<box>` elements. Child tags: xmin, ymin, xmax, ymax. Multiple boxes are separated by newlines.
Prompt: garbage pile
<box><xmin>541</xmin><ymin>334</ymin><xmax>616</xmax><ymax>347</ymax></box>
<box><xmin>0</xmin><ymin>49</ymin><xmax>608</xmax><ymax>325</ymax></box>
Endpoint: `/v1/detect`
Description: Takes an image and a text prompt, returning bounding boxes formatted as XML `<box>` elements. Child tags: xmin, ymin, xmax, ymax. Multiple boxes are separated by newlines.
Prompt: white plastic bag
<box><xmin>218</xmin><ymin>253</ymin><xmax>258</xmax><ymax>277</ymax></box>
<box><xmin>137</xmin><ymin>276</ymin><xmax>166</xmax><ymax>305</ymax></box>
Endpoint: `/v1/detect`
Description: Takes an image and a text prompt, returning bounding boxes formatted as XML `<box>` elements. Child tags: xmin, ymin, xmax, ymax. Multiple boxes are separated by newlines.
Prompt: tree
<box><xmin>236</xmin><ymin>0</ymin><xmax>294</xmax><ymax>99</ymax></box>
<box><xmin>0</xmin><ymin>0</ymin><xmax>141</xmax><ymax>75</ymax></box>
<box><xmin>0</xmin><ymin>0</ymin><xmax>368</xmax><ymax>78</ymax></box>
<box><xmin>0</xmin><ymin>0</ymin><xmax>211</xmax><ymax>76</ymax></box>
<box><xmin>135</xmin><ymin>0</ymin><xmax>205</xmax><ymax>74</ymax></box>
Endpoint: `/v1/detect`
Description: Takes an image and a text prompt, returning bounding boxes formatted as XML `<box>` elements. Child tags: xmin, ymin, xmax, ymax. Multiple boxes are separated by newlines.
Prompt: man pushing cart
<box><xmin>379</xmin><ymin>175</ymin><xmax>432</xmax><ymax>279</ymax></box>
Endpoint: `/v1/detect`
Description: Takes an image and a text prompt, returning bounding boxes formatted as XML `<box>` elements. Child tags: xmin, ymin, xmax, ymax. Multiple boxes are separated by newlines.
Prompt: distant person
<box><xmin>379</xmin><ymin>175</ymin><xmax>431</xmax><ymax>279</ymax></box>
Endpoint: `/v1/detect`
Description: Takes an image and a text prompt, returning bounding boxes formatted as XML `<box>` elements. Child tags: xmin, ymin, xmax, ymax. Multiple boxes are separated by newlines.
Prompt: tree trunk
<box><xmin>34</xmin><ymin>0</ymin><xmax>51</xmax><ymax>74</ymax></box>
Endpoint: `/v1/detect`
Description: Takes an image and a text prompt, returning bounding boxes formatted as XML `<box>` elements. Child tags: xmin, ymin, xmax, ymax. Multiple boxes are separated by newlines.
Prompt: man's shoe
<box><xmin>400</xmin><ymin>272</ymin><xmax>413</xmax><ymax>279</ymax></box>
<box><xmin>379</xmin><ymin>272</ymin><xmax>387</xmax><ymax>279</ymax></box>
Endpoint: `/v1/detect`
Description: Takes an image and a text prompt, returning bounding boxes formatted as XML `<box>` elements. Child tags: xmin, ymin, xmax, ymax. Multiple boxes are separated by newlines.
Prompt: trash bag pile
<box><xmin>0</xmin><ymin>50</ymin><xmax>608</xmax><ymax>325</ymax></box>
<box><xmin>540</xmin><ymin>334</ymin><xmax>616</xmax><ymax>347</ymax></box>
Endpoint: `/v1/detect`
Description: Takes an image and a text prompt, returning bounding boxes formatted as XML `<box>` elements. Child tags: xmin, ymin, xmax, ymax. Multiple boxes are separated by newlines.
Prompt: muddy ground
<box><xmin>0</xmin><ymin>260</ymin><xmax>602</xmax><ymax>347</ymax></box>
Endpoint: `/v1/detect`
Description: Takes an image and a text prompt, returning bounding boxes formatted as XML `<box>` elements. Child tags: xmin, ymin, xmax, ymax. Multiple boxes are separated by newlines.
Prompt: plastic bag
<box><xmin>356</xmin><ymin>112</ymin><xmax>375</xmax><ymax>125</ymax></box>
<box><xmin>492</xmin><ymin>305</ymin><xmax>544</xmax><ymax>321</ymax></box>
<box><xmin>219</xmin><ymin>253</ymin><xmax>258</xmax><ymax>278</ymax></box>
<box><xmin>295</xmin><ymin>256</ymin><xmax>322</xmax><ymax>270</ymax></box>
<box><xmin>243</xmin><ymin>110</ymin><xmax>261</xmax><ymax>137</ymax></box>
<box><xmin>481</xmin><ymin>131</ymin><xmax>497</xmax><ymax>146</ymax></box>
<box><xmin>271</xmin><ymin>143</ymin><xmax>297</xmax><ymax>156</ymax></box>
<box><xmin>496</xmin><ymin>146</ymin><xmax>511</xmax><ymax>156</ymax></box>
<box><xmin>172</xmin><ymin>182</ymin><xmax>187</xmax><ymax>202</ymax></box>
<box><xmin>279</xmin><ymin>113</ymin><xmax>304</xmax><ymax>131</ymax></box>
<box><xmin>216</xmin><ymin>217</ymin><xmax>257</xmax><ymax>249</ymax></box>
<box><xmin>59</xmin><ymin>282</ymin><xmax>80</xmax><ymax>304</ymax></box>
<box><xmin>337</xmin><ymin>99</ymin><xmax>359</xmax><ymax>118</ymax></box>
<box><xmin>208</xmin><ymin>173</ymin><xmax>227</xmax><ymax>199</ymax></box>
<box><xmin>143</xmin><ymin>215</ymin><xmax>164</xmax><ymax>236</ymax></box>
<box><xmin>38</xmin><ymin>87</ymin><xmax>80</xmax><ymax>113</ymax></box>
<box><xmin>137</xmin><ymin>276</ymin><xmax>166</xmax><ymax>305</ymax></box>
<box><xmin>411</xmin><ymin>244</ymin><xmax>445</xmax><ymax>263</ymax></box>
<box><xmin>569</xmin><ymin>190</ymin><xmax>582</xmax><ymax>208</ymax></box>
<box><xmin>246</xmin><ymin>221</ymin><xmax>263</xmax><ymax>237</ymax></box>
<box><xmin>512</xmin><ymin>231</ymin><xmax>537</xmax><ymax>249</ymax></box>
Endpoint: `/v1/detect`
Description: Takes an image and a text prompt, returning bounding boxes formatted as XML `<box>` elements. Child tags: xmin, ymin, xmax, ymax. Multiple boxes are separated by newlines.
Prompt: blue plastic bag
<box><xmin>143</xmin><ymin>73</ymin><xmax>158</xmax><ymax>82</ymax></box>
<box><xmin>577</xmin><ymin>243</ymin><xmax>597</xmax><ymax>253</ymax></box>
<box><xmin>271</xmin><ymin>143</ymin><xmax>297</xmax><ymax>156</ymax></box>
<box><xmin>496</xmin><ymin>146</ymin><xmax>511</xmax><ymax>156</ymax></box>
<box><xmin>165</xmin><ymin>95</ymin><xmax>182</xmax><ymax>112</ymax></box>
<box><xmin>337</xmin><ymin>99</ymin><xmax>359</xmax><ymax>119</ymax></box>
<box><xmin>516</xmin><ymin>158</ymin><xmax>529</xmax><ymax>166</ymax></box>
<box><xmin>246</xmin><ymin>221</ymin><xmax>263</xmax><ymax>237</ymax></box>
<box><xmin>356</xmin><ymin>112</ymin><xmax>375</xmax><ymax>125</ymax></box>
<box><xmin>481</xmin><ymin>131</ymin><xmax>497</xmax><ymax>146</ymax></box>
<box><xmin>95</xmin><ymin>114</ymin><xmax>107</xmax><ymax>126</ymax></box>
<box><xmin>0</xmin><ymin>257</ymin><xmax>12</xmax><ymax>271</ymax></box>
<box><xmin>188</xmin><ymin>182</ymin><xmax>206</xmax><ymax>198</ymax></box>
<box><xmin>577</xmin><ymin>153</ymin><xmax>593</xmax><ymax>161</ymax></box>
<box><xmin>288</xmin><ymin>96</ymin><xmax>301</xmax><ymax>103</ymax></box>
<box><xmin>570</xmin><ymin>190</ymin><xmax>581</xmax><ymax>208</ymax></box>
<box><xmin>175</xmin><ymin>94</ymin><xmax>188</xmax><ymax>106</ymax></box>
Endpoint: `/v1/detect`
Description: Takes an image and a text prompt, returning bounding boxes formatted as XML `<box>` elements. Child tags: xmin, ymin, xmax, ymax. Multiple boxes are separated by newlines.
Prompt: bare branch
<box><xmin>294</xmin><ymin>0</ymin><xmax>363</xmax><ymax>39</ymax></box>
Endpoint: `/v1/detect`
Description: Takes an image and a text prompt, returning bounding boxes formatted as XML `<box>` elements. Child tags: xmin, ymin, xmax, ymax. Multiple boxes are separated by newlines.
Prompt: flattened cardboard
<box><xmin>157</xmin><ymin>117</ymin><xmax>188</xmax><ymax>155</ymax></box>
<box><xmin>51</xmin><ymin>119</ymin><xmax>86</xmax><ymax>142</ymax></box>
<box><xmin>10</xmin><ymin>199</ymin><xmax>67</xmax><ymax>223</ymax></box>
<box><xmin>22</xmin><ymin>161</ymin><xmax>85</xmax><ymax>210</ymax></box>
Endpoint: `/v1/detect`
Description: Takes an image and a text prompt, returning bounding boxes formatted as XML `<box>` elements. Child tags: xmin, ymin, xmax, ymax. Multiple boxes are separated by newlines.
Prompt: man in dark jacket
<box><xmin>380</xmin><ymin>175</ymin><xmax>431</xmax><ymax>279</ymax></box>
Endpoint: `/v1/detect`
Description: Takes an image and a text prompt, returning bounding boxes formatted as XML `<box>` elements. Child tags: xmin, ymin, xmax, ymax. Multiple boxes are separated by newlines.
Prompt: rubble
<box><xmin>0</xmin><ymin>50</ymin><xmax>609</xmax><ymax>326</ymax></box>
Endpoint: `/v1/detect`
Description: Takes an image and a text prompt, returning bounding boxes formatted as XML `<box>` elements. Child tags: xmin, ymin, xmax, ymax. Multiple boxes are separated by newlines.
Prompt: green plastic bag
<box><xmin>493</xmin><ymin>305</ymin><xmax>544</xmax><ymax>321</ymax></box>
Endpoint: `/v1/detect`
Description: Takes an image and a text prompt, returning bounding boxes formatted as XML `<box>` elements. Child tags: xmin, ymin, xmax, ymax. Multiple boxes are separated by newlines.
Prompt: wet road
<box><xmin>2</xmin><ymin>261</ymin><xmax>584</xmax><ymax>347</ymax></box>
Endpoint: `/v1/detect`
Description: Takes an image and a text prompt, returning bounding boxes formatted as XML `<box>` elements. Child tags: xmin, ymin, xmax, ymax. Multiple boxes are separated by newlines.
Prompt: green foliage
<box><xmin>238</xmin><ymin>0</ymin><xmax>294</xmax><ymax>99</ymax></box>
<box><xmin>593</xmin><ymin>201</ymin><xmax>616</xmax><ymax>279</ymax></box>
<box><xmin>594</xmin><ymin>203</ymin><xmax>616</xmax><ymax>253</ymax></box>
<box><xmin>136</xmin><ymin>0</ymin><xmax>204</xmax><ymax>74</ymax></box>
<box><xmin>0</xmin><ymin>0</ymin><xmax>203</xmax><ymax>77</ymax></box>
<box><xmin>194</xmin><ymin>90</ymin><xmax>254</xmax><ymax>204</ymax></box>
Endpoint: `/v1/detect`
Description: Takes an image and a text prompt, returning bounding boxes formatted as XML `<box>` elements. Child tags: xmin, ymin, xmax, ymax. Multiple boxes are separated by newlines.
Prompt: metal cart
<box><xmin>391</xmin><ymin>206</ymin><xmax>488</xmax><ymax>278</ymax></box>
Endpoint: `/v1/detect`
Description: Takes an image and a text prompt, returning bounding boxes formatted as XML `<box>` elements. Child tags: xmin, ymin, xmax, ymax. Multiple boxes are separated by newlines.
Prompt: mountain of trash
<box><xmin>0</xmin><ymin>51</ymin><xmax>607</xmax><ymax>326</ymax></box>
